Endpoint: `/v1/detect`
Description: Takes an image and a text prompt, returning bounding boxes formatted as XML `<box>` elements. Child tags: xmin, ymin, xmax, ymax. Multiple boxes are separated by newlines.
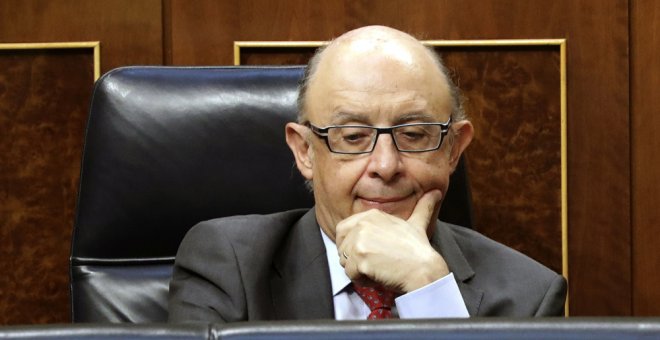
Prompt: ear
<box><xmin>285</xmin><ymin>122</ymin><xmax>314</xmax><ymax>180</ymax></box>
<box><xmin>448</xmin><ymin>120</ymin><xmax>474</xmax><ymax>172</ymax></box>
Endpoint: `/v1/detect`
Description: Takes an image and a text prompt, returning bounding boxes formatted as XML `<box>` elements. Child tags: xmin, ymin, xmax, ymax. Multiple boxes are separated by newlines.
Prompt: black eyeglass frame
<box><xmin>305</xmin><ymin>117</ymin><xmax>453</xmax><ymax>154</ymax></box>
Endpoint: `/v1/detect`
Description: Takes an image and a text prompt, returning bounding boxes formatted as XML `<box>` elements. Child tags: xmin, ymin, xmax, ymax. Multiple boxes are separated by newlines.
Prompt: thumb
<box><xmin>407</xmin><ymin>190</ymin><xmax>443</xmax><ymax>231</ymax></box>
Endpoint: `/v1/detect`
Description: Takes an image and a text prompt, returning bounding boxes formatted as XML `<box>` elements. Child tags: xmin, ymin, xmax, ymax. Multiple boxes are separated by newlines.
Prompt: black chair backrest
<box><xmin>70</xmin><ymin>66</ymin><xmax>473</xmax><ymax>323</ymax></box>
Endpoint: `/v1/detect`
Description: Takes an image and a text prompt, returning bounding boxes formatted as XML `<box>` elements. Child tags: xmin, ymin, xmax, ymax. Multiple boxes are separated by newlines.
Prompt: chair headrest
<box><xmin>72</xmin><ymin>66</ymin><xmax>314</xmax><ymax>261</ymax></box>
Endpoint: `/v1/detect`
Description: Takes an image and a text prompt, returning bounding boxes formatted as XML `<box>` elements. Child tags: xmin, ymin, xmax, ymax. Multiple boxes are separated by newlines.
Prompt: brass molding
<box><xmin>0</xmin><ymin>41</ymin><xmax>101</xmax><ymax>80</ymax></box>
<box><xmin>235</xmin><ymin>38</ymin><xmax>569</xmax><ymax>315</ymax></box>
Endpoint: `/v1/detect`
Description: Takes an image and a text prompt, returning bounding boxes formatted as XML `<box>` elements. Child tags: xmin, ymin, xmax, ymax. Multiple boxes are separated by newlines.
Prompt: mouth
<box><xmin>357</xmin><ymin>193</ymin><xmax>415</xmax><ymax>213</ymax></box>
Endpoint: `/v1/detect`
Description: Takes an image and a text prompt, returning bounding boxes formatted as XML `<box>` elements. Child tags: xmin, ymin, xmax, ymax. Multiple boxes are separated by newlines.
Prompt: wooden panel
<box><xmin>238</xmin><ymin>43</ymin><xmax>564</xmax><ymax>275</ymax></box>
<box><xmin>239</xmin><ymin>46</ymin><xmax>317</xmax><ymax>65</ymax></box>
<box><xmin>0</xmin><ymin>0</ymin><xmax>163</xmax><ymax>73</ymax></box>
<box><xmin>171</xmin><ymin>0</ymin><xmax>631</xmax><ymax>315</ymax></box>
<box><xmin>561</xmin><ymin>1</ymin><xmax>630</xmax><ymax>316</ymax></box>
<box><xmin>0</xmin><ymin>0</ymin><xmax>163</xmax><ymax>324</ymax></box>
<box><xmin>632</xmin><ymin>0</ymin><xmax>660</xmax><ymax>316</ymax></box>
<box><xmin>169</xmin><ymin>1</ymin><xmax>347</xmax><ymax>65</ymax></box>
<box><xmin>443</xmin><ymin>46</ymin><xmax>563</xmax><ymax>274</ymax></box>
<box><xmin>0</xmin><ymin>47</ymin><xmax>95</xmax><ymax>324</ymax></box>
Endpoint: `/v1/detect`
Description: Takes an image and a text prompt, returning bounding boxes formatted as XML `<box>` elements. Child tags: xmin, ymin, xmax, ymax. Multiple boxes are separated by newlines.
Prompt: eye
<box><xmin>342</xmin><ymin>131</ymin><xmax>370</xmax><ymax>143</ymax></box>
<box><xmin>397</xmin><ymin>127</ymin><xmax>429</xmax><ymax>141</ymax></box>
<box><xmin>402</xmin><ymin>131</ymin><xmax>425</xmax><ymax>140</ymax></box>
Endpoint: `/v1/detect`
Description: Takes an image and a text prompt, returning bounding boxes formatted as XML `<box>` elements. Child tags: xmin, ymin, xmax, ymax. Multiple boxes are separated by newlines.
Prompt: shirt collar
<box><xmin>320</xmin><ymin>228</ymin><xmax>352</xmax><ymax>296</ymax></box>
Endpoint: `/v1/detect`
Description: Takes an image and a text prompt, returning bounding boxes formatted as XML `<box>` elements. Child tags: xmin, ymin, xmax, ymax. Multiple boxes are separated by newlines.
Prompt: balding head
<box><xmin>284</xmin><ymin>25</ymin><xmax>474</xmax><ymax>238</ymax></box>
<box><xmin>297</xmin><ymin>25</ymin><xmax>465</xmax><ymax>124</ymax></box>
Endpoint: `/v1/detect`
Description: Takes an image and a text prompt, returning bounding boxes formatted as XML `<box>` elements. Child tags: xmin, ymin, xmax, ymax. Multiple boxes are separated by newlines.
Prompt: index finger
<box><xmin>406</xmin><ymin>190</ymin><xmax>442</xmax><ymax>231</ymax></box>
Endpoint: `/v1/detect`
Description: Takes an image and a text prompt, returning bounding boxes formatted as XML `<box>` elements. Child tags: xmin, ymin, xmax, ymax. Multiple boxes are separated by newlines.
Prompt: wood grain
<box><xmin>442</xmin><ymin>47</ymin><xmax>563</xmax><ymax>274</ymax></box>
<box><xmin>632</xmin><ymin>0</ymin><xmax>660</xmax><ymax>316</ymax></box>
<box><xmin>0</xmin><ymin>0</ymin><xmax>163</xmax><ymax>324</ymax></box>
<box><xmin>0</xmin><ymin>49</ymin><xmax>94</xmax><ymax>324</ymax></box>
<box><xmin>0</xmin><ymin>0</ymin><xmax>163</xmax><ymax>73</ymax></box>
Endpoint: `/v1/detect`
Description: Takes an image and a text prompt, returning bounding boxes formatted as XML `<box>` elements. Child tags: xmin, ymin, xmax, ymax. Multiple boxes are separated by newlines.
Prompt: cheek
<box><xmin>408</xmin><ymin>158</ymin><xmax>452</xmax><ymax>193</ymax></box>
<box><xmin>314</xmin><ymin>151</ymin><xmax>368</xmax><ymax>198</ymax></box>
<box><xmin>320</xmin><ymin>158</ymin><xmax>367</xmax><ymax>195</ymax></box>
<box><xmin>312</xmin><ymin>156</ymin><xmax>370</xmax><ymax>231</ymax></box>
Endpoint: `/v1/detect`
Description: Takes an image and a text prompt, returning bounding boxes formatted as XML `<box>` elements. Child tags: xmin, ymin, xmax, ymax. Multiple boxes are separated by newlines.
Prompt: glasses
<box><xmin>306</xmin><ymin>117</ymin><xmax>452</xmax><ymax>154</ymax></box>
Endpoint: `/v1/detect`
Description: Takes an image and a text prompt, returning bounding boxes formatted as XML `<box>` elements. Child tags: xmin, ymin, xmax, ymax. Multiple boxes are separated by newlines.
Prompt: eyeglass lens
<box><xmin>326</xmin><ymin>124</ymin><xmax>443</xmax><ymax>153</ymax></box>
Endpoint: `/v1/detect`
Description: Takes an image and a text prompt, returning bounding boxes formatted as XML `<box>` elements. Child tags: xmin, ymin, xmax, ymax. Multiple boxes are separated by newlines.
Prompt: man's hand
<box><xmin>336</xmin><ymin>190</ymin><xmax>449</xmax><ymax>293</ymax></box>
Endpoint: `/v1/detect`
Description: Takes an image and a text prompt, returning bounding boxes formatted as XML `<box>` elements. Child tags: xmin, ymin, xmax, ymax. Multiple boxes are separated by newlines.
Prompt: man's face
<box><xmin>288</xmin><ymin>32</ymin><xmax>471</xmax><ymax>240</ymax></box>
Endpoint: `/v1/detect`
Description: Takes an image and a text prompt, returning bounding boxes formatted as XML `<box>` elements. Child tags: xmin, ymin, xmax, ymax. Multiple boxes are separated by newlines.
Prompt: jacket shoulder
<box><xmin>446</xmin><ymin>223</ymin><xmax>559</xmax><ymax>278</ymax></box>
<box><xmin>183</xmin><ymin>209</ymin><xmax>309</xmax><ymax>244</ymax></box>
<box><xmin>443</xmin><ymin>223</ymin><xmax>566</xmax><ymax>316</ymax></box>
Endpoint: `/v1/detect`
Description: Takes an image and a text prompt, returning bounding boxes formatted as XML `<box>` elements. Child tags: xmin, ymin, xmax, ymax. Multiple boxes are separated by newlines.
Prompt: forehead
<box><xmin>306</xmin><ymin>39</ymin><xmax>452</xmax><ymax>124</ymax></box>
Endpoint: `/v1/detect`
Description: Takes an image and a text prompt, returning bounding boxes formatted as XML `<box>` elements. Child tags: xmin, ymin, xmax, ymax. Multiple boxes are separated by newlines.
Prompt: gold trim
<box><xmin>235</xmin><ymin>38</ymin><xmax>569</xmax><ymax>314</ymax></box>
<box><xmin>234</xmin><ymin>41</ymin><xmax>326</xmax><ymax>65</ymax></box>
<box><xmin>233</xmin><ymin>39</ymin><xmax>567</xmax><ymax>65</ymax></box>
<box><xmin>559</xmin><ymin>39</ymin><xmax>568</xmax><ymax>316</ymax></box>
<box><xmin>423</xmin><ymin>39</ymin><xmax>566</xmax><ymax>46</ymax></box>
<box><xmin>0</xmin><ymin>41</ymin><xmax>101</xmax><ymax>80</ymax></box>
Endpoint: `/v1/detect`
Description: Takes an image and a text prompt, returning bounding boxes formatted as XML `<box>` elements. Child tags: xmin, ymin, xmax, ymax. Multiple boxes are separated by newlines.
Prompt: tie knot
<box><xmin>352</xmin><ymin>283</ymin><xmax>395</xmax><ymax>320</ymax></box>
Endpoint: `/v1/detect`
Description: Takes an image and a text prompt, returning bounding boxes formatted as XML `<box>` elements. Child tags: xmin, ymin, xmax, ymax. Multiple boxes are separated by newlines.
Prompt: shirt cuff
<box><xmin>395</xmin><ymin>272</ymin><xmax>470</xmax><ymax>318</ymax></box>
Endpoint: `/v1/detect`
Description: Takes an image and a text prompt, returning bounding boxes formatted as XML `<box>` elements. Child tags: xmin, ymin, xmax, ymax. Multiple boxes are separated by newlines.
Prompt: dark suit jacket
<box><xmin>168</xmin><ymin>208</ymin><xmax>566</xmax><ymax>322</ymax></box>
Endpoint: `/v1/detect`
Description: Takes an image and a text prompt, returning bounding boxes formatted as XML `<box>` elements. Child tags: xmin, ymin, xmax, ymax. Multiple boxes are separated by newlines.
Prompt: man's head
<box><xmin>286</xmin><ymin>25</ymin><xmax>473</xmax><ymax>240</ymax></box>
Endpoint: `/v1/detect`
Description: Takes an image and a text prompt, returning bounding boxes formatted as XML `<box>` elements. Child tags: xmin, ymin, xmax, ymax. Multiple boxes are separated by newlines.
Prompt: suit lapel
<box><xmin>431</xmin><ymin>221</ymin><xmax>484</xmax><ymax>316</ymax></box>
<box><xmin>270</xmin><ymin>209</ymin><xmax>334</xmax><ymax>320</ymax></box>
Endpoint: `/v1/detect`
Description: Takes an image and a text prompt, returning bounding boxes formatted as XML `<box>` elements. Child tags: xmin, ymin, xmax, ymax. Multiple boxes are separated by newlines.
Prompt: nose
<box><xmin>365</xmin><ymin>133</ymin><xmax>403</xmax><ymax>182</ymax></box>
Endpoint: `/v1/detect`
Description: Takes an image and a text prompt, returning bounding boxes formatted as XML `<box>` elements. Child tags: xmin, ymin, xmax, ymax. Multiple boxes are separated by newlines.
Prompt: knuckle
<box><xmin>356</xmin><ymin>261</ymin><xmax>371</xmax><ymax>275</ymax></box>
<box><xmin>354</xmin><ymin>243</ymin><xmax>367</xmax><ymax>256</ymax></box>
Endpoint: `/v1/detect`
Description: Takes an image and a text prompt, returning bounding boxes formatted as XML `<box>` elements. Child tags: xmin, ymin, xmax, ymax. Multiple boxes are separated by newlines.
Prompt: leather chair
<box><xmin>70</xmin><ymin>66</ymin><xmax>474</xmax><ymax>323</ymax></box>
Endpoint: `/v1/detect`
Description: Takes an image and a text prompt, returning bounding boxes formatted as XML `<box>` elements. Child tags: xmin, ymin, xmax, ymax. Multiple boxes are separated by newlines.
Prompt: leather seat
<box><xmin>70</xmin><ymin>66</ymin><xmax>474</xmax><ymax>322</ymax></box>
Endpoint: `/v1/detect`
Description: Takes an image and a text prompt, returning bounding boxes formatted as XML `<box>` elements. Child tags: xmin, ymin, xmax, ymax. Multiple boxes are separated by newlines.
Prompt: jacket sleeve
<box><xmin>168</xmin><ymin>221</ymin><xmax>246</xmax><ymax>323</ymax></box>
<box><xmin>534</xmin><ymin>274</ymin><xmax>568</xmax><ymax>316</ymax></box>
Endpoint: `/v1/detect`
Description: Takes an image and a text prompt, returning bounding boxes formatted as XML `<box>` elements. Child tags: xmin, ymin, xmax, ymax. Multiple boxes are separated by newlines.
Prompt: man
<box><xmin>168</xmin><ymin>25</ymin><xmax>566</xmax><ymax>322</ymax></box>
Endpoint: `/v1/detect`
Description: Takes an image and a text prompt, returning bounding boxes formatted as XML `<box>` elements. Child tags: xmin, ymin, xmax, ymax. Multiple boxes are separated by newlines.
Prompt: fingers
<box><xmin>406</xmin><ymin>189</ymin><xmax>442</xmax><ymax>232</ymax></box>
<box><xmin>344</xmin><ymin>254</ymin><xmax>360</xmax><ymax>280</ymax></box>
<box><xmin>338</xmin><ymin>223</ymin><xmax>358</xmax><ymax>267</ymax></box>
<box><xmin>343</xmin><ymin>252</ymin><xmax>372</xmax><ymax>285</ymax></box>
<box><xmin>335</xmin><ymin>215</ymin><xmax>356</xmax><ymax>248</ymax></box>
<box><xmin>335</xmin><ymin>210</ymin><xmax>370</xmax><ymax>248</ymax></box>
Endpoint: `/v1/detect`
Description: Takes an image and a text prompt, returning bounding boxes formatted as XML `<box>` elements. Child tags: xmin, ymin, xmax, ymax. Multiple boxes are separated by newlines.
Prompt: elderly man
<box><xmin>168</xmin><ymin>26</ymin><xmax>566</xmax><ymax>322</ymax></box>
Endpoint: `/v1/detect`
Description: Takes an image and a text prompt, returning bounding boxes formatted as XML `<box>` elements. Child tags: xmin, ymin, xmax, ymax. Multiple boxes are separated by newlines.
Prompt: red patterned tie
<box><xmin>352</xmin><ymin>283</ymin><xmax>395</xmax><ymax>319</ymax></box>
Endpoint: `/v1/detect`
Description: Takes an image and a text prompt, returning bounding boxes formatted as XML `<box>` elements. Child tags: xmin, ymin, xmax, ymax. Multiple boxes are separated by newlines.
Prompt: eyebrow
<box><xmin>393</xmin><ymin>112</ymin><xmax>437</xmax><ymax>125</ymax></box>
<box><xmin>328</xmin><ymin>111</ymin><xmax>440</xmax><ymax>126</ymax></box>
<box><xmin>330</xmin><ymin>112</ymin><xmax>371</xmax><ymax>125</ymax></box>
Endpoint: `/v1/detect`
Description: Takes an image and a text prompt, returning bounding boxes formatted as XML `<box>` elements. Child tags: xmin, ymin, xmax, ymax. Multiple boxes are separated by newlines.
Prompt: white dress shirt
<box><xmin>320</xmin><ymin>228</ymin><xmax>470</xmax><ymax>320</ymax></box>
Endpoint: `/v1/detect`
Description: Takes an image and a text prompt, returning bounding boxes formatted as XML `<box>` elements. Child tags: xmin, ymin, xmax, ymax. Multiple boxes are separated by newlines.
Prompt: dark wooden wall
<box><xmin>0</xmin><ymin>0</ymin><xmax>657</xmax><ymax>324</ymax></box>
<box><xmin>631</xmin><ymin>0</ymin><xmax>660</xmax><ymax>316</ymax></box>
